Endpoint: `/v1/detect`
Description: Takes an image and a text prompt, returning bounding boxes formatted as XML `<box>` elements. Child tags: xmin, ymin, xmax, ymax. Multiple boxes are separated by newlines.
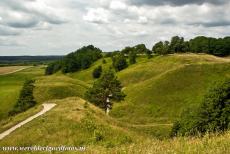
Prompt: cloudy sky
<box><xmin>0</xmin><ymin>0</ymin><xmax>230</xmax><ymax>55</ymax></box>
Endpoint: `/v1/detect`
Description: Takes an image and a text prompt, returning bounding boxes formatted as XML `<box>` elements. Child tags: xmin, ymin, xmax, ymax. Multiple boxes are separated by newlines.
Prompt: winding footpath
<box><xmin>0</xmin><ymin>104</ymin><xmax>56</xmax><ymax>140</ymax></box>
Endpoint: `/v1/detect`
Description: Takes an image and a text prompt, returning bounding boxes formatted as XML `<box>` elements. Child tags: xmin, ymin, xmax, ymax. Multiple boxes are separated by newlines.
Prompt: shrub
<box><xmin>92</xmin><ymin>66</ymin><xmax>102</xmax><ymax>79</ymax></box>
<box><xmin>171</xmin><ymin>79</ymin><xmax>230</xmax><ymax>136</ymax></box>
<box><xmin>112</xmin><ymin>54</ymin><xmax>128</xmax><ymax>71</ymax></box>
<box><xmin>9</xmin><ymin>79</ymin><xmax>37</xmax><ymax>116</ymax></box>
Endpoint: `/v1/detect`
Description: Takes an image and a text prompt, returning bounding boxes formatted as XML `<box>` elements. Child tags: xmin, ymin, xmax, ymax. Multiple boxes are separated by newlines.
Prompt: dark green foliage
<box><xmin>169</xmin><ymin>36</ymin><xmax>187</xmax><ymax>53</ymax></box>
<box><xmin>112</xmin><ymin>53</ymin><xmax>128</xmax><ymax>71</ymax></box>
<box><xmin>152</xmin><ymin>41</ymin><xmax>169</xmax><ymax>55</ymax></box>
<box><xmin>102</xmin><ymin>59</ymin><xmax>107</xmax><ymax>64</ymax></box>
<box><xmin>134</xmin><ymin>44</ymin><xmax>148</xmax><ymax>54</ymax></box>
<box><xmin>85</xmin><ymin>70</ymin><xmax>126</xmax><ymax>111</ymax></box>
<box><xmin>121</xmin><ymin>47</ymin><xmax>133</xmax><ymax>55</ymax></box>
<box><xmin>45</xmin><ymin>61</ymin><xmax>62</xmax><ymax>75</ymax></box>
<box><xmin>153</xmin><ymin>36</ymin><xmax>230</xmax><ymax>56</ymax></box>
<box><xmin>46</xmin><ymin>45</ymin><xmax>102</xmax><ymax>75</ymax></box>
<box><xmin>129</xmin><ymin>50</ymin><xmax>137</xmax><ymax>64</ymax></box>
<box><xmin>171</xmin><ymin>79</ymin><xmax>230</xmax><ymax>136</ymax></box>
<box><xmin>93</xmin><ymin>66</ymin><xmax>102</xmax><ymax>79</ymax></box>
<box><xmin>9</xmin><ymin>80</ymin><xmax>36</xmax><ymax>116</ymax></box>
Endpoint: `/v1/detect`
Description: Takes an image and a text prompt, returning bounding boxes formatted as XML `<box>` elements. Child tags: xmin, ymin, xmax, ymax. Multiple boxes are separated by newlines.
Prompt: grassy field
<box><xmin>0</xmin><ymin>66</ymin><xmax>44</xmax><ymax>120</ymax></box>
<box><xmin>0</xmin><ymin>97</ymin><xmax>229</xmax><ymax>154</ymax></box>
<box><xmin>0</xmin><ymin>66</ymin><xmax>30</xmax><ymax>75</ymax></box>
<box><xmin>0</xmin><ymin>54</ymin><xmax>230</xmax><ymax>153</ymax></box>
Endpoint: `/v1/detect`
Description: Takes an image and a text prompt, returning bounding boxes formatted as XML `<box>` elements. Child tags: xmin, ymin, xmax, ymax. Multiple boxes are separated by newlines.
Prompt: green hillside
<box><xmin>0</xmin><ymin>66</ymin><xmax>44</xmax><ymax>120</ymax></box>
<box><xmin>0</xmin><ymin>97</ymin><xmax>134</xmax><ymax>149</ymax></box>
<box><xmin>0</xmin><ymin>54</ymin><xmax>229</xmax><ymax>153</ymax></box>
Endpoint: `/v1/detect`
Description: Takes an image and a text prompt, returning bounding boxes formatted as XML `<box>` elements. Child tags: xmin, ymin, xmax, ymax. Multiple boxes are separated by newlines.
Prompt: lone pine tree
<box><xmin>85</xmin><ymin>69</ymin><xmax>126</xmax><ymax>115</ymax></box>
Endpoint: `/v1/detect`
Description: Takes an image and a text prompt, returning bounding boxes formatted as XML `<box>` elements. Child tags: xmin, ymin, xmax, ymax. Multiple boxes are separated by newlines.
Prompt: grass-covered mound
<box><xmin>0</xmin><ymin>97</ymin><xmax>134</xmax><ymax>149</ymax></box>
<box><xmin>34</xmin><ymin>74</ymin><xmax>89</xmax><ymax>103</ymax></box>
<box><xmin>111</xmin><ymin>54</ymin><xmax>230</xmax><ymax>125</ymax></box>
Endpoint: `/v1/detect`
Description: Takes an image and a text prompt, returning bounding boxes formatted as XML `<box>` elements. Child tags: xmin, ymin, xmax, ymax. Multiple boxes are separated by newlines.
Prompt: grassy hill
<box><xmin>0</xmin><ymin>53</ymin><xmax>229</xmax><ymax>153</ymax></box>
<box><xmin>0</xmin><ymin>97</ymin><xmax>135</xmax><ymax>149</ymax></box>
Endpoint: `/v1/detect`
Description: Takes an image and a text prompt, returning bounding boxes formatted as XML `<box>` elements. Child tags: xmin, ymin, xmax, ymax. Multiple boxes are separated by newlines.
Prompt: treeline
<box><xmin>0</xmin><ymin>56</ymin><xmax>63</xmax><ymax>66</ymax></box>
<box><xmin>153</xmin><ymin>36</ymin><xmax>230</xmax><ymax>56</ymax></box>
<box><xmin>9</xmin><ymin>80</ymin><xmax>36</xmax><ymax>116</ymax></box>
<box><xmin>45</xmin><ymin>45</ymin><xmax>102</xmax><ymax>75</ymax></box>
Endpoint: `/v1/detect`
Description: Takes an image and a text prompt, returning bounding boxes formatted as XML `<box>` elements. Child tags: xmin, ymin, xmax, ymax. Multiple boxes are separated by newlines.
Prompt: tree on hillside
<box><xmin>121</xmin><ymin>47</ymin><xmax>133</xmax><ymax>55</ymax></box>
<box><xmin>152</xmin><ymin>41</ymin><xmax>169</xmax><ymax>55</ymax></box>
<box><xmin>92</xmin><ymin>66</ymin><xmax>102</xmax><ymax>79</ymax></box>
<box><xmin>169</xmin><ymin>36</ymin><xmax>186</xmax><ymax>53</ymax></box>
<box><xmin>171</xmin><ymin>78</ymin><xmax>230</xmax><ymax>136</ymax></box>
<box><xmin>112</xmin><ymin>53</ymin><xmax>128</xmax><ymax>71</ymax></box>
<box><xmin>129</xmin><ymin>50</ymin><xmax>137</xmax><ymax>64</ymax></box>
<box><xmin>134</xmin><ymin>44</ymin><xmax>148</xmax><ymax>54</ymax></box>
<box><xmin>85</xmin><ymin>70</ymin><xmax>126</xmax><ymax>115</ymax></box>
<box><xmin>9</xmin><ymin>80</ymin><xmax>36</xmax><ymax>116</ymax></box>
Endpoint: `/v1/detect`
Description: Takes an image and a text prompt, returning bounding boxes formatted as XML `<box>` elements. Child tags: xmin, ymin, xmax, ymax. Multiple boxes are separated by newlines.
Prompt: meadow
<box><xmin>0</xmin><ymin>53</ymin><xmax>229</xmax><ymax>153</ymax></box>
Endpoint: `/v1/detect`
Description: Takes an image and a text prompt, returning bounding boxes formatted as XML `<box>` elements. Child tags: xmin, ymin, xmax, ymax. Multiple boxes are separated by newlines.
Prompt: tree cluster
<box><xmin>152</xmin><ymin>36</ymin><xmax>230</xmax><ymax>56</ymax></box>
<box><xmin>45</xmin><ymin>45</ymin><xmax>102</xmax><ymax>75</ymax></box>
<box><xmin>171</xmin><ymin>79</ymin><xmax>230</xmax><ymax>136</ymax></box>
<box><xmin>9</xmin><ymin>80</ymin><xmax>37</xmax><ymax>116</ymax></box>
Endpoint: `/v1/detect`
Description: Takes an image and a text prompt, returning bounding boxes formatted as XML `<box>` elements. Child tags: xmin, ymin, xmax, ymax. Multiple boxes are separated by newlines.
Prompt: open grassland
<box><xmin>0</xmin><ymin>97</ymin><xmax>229</xmax><ymax>154</ymax></box>
<box><xmin>0</xmin><ymin>97</ymin><xmax>135</xmax><ymax>150</ymax></box>
<box><xmin>0</xmin><ymin>66</ymin><xmax>30</xmax><ymax>75</ymax></box>
<box><xmin>0</xmin><ymin>66</ymin><xmax>44</xmax><ymax>120</ymax></box>
<box><xmin>92</xmin><ymin>132</ymin><xmax>230</xmax><ymax>154</ymax></box>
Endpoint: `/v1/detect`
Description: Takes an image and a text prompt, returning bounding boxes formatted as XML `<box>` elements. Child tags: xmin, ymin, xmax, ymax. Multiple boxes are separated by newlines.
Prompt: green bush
<box><xmin>171</xmin><ymin>79</ymin><xmax>230</xmax><ymax>136</ymax></box>
<box><xmin>9</xmin><ymin>80</ymin><xmax>37</xmax><ymax>116</ymax></box>
<box><xmin>112</xmin><ymin>54</ymin><xmax>128</xmax><ymax>71</ymax></box>
<box><xmin>92</xmin><ymin>66</ymin><xmax>102</xmax><ymax>79</ymax></box>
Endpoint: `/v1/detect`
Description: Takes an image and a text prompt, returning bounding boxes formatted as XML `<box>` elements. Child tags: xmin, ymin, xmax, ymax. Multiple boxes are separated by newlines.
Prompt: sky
<box><xmin>0</xmin><ymin>0</ymin><xmax>230</xmax><ymax>56</ymax></box>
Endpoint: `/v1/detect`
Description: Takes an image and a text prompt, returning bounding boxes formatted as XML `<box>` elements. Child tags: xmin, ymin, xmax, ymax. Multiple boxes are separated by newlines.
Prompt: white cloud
<box><xmin>110</xmin><ymin>1</ymin><xmax>127</xmax><ymax>10</ymax></box>
<box><xmin>0</xmin><ymin>0</ymin><xmax>230</xmax><ymax>55</ymax></box>
<box><xmin>138</xmin><ymin>16</ymin><xmax>148</xmax><ymax>24</ymax></box>
<box><xmin>83</xmin><ymin>8</ymin><xmax>109</xmax><ymax>24</ymax></box>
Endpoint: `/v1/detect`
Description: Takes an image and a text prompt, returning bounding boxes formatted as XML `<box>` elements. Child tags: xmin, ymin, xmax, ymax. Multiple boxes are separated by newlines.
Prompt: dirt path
<box><xmin>0</xmin><ymin>104</ymin><xmax>56</xmax><ymax>140</ymax></box>
<box><xmin>0</xmin><ymin>66</ymin><xmax>32</xmax><ymax>76</ymax></box>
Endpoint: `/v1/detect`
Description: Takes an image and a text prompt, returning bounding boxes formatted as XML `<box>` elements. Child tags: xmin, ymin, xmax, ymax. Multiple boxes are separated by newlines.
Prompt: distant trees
<box><xmin>45</xmin><ymin>45</ymin><xmax>103</xmax><ymax>75</ymax></box>
<box><xmin>45</xmin><ymin>61</ymin><xmax>62</xmax><ymax>75</ymax></box>
<box><xmin>129</xmin><ymin>50</ymin><xmax>137</xmax><ymax>64</ymax></box>
<box><xmin>112</xmin><ymin>53</ymin><xmax>128</xmax><ymax>71</ymax></box>
<box><xmin>171</xmin><ymin>79</ymin><xmax>230</xmax><ymax>136</ymax></box>
<box><xmin>92</xmin><ymin>66</ymin><xmax>102</xmax><ymax>79</ymax></box>
<box><xmin>85</xmin><ymin>70</ymin><xmax>126</xmax><ymax>115</ymax></box>
<box><xmin>9</xmin><ymin>80</ymin><xmax>36</xmax><ymax>116</ymax></box>
<box><xmin>152</xmin><ymin>36</ymin><xmax>230</xmax><ymax>56</ymax></box>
